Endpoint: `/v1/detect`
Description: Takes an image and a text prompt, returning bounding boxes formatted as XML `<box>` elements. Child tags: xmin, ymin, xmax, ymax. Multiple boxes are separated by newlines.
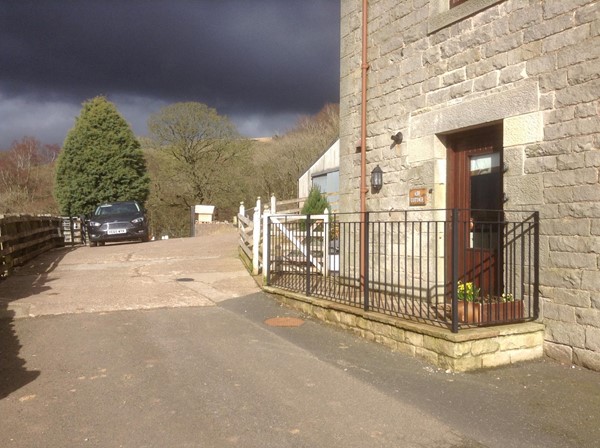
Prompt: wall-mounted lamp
<box><xmin>371</xmin><ymin>165</ymin><xmax>383</xmax><ymax>192</ymax></box>
<box><xmin>391</xmin><ymin>131</ymin><xmax>403</xmax><ymax>145</ymax></box>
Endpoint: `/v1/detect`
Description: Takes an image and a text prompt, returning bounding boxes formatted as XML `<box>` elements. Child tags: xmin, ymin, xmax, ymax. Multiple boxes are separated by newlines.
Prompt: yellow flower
<box><xmin>457</xmin><ymin>281</ymin><xmax>480</xmax><ymax>302</ymax></box>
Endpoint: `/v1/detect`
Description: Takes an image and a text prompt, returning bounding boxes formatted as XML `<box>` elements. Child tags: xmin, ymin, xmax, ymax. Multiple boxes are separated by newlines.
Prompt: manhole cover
<box><xmin>264</xmin><ymin>317</ymin><xmax>305</xmax><ymax>327</ymax></box>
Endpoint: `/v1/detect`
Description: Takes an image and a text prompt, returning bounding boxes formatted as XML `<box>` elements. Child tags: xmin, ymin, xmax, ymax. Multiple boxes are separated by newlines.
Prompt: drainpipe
<box><xmin>360</xmin><ymin>0</ymin><xmax>369</xmax><ymax>291</ymax></box>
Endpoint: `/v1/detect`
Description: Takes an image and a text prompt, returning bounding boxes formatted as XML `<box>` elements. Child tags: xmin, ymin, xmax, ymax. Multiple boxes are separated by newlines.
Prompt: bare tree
<box><xmin>0</xmin><ymin>137</ymin><xmax>60</xmax><ymax>214</ymax></box>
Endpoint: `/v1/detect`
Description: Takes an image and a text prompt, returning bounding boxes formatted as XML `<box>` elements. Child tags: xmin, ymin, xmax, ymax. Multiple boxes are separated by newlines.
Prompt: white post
<box><xmin>252</xmin><ymin>197</ymin><xmax>261</xmax><ymax>275</ymax></box>
<box><xmin>237</xmin><ymin>201</ymin><xmax>245</xmax><ymax>239</ymax></box>
<box><xmin>324</xmin><ymin>212</ymin><xmax>330</xmax><ymax>277</ymax></box>
<box><xmin>262</xmin><ymin>208</ymin><xmax>270</xmax><ymax>283</ymax></box>
<box><xmin>270</xmin><ymin>193</ymin><xmax>276</xmax><ymax>214</ymax></box>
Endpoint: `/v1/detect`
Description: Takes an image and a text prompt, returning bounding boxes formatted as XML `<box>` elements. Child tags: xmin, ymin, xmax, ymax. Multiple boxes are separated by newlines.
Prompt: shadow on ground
<box><xmin>0</xmin><ymin>309</ymin><xmax>40</xmax><ymax>399</ymax></box>
<box><xmin>0</xmin><ymin>247</ymin><xmax>76</xmax><ymax>399</ymax></box>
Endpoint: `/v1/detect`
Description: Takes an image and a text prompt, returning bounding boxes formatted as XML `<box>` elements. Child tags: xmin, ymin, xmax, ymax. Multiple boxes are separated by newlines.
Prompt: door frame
<box><xmin>446</xmin><ymin>124</ymin><xmax>504</xmax><ymax>298</ymax></box>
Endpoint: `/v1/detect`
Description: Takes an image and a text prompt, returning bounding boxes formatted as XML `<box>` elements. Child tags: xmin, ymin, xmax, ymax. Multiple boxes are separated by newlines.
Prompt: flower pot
<box><xmin>457</xmin><ymin>300</ymin><xmax>524</xmax><ymax>324</ymax></box>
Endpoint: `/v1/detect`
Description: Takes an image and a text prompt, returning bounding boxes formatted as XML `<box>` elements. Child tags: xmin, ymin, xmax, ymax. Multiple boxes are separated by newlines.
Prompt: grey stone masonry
<box><xmin>265</xmin><ymin>286</ymin><xmax>545</xmax><ymax>372</ymax></box>
<box><xmin>339</xmin><ymin>0</ymin><xmax>600</xmax><ymax>371</ymax></box>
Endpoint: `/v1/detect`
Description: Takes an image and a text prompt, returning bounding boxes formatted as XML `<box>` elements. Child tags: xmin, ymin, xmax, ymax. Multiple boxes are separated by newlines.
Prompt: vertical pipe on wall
<box><xmin>360</xmin><ymin>0</ymin><xmax>369</xmax><ymax>292</ymax></box>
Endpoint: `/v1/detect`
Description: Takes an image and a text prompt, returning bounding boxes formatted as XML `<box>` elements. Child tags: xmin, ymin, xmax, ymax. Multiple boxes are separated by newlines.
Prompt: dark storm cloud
<box><xmin>0</xmin><ymin>0</ymin><xmax>340</xmax><ymax>146</ymax></box>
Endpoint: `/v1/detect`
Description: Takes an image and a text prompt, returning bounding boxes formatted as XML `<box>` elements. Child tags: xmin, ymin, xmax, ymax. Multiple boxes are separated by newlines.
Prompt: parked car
<box><xmin>87</xmin><ymin>201</ymin><xmax>149</xmax><ymax>246</ymax></box>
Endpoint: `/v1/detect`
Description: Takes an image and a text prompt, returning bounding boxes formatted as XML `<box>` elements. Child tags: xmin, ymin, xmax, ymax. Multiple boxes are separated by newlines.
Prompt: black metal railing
<box><xmin>266</xmin><ymin>209</ymin><xmax>539</xmax><ymax>332</ymax></box>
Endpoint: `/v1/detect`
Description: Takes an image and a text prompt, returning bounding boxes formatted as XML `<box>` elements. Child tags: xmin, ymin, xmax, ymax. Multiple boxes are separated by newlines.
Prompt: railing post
<box><xmin>252</xmin><ymin>197</ymin><xmax>261</xmax><ymax>275</ymax></box>
<box><xmin>324</xmin><ymin>211</ymin><xmax>330</xmax><ymax>277</ymax></box>
<box><xmin>364</xmin><ymin>211</ymin><xmax>370</xmax><ymax>312</ymax></box>
<box><xmin>533</xmin><ymin>211</ymin><xmax>540</xmax><ymax>319</ymax></box>
<box><xmin>271</xmin><ymin>193</ymin><xmax>276</xmax><ymax>214</ymax></box>
<box><xmin>68</xmin><ymin>216</ymin><xmax>75</xmax><ymax>246</ymax></box>
<box><xmin>305</xmin><ymin>214</ymin><xmax>312</xmax><ymax>296</ymax></box>
<box><xmin>263</xmin><ymin>210</ymin><xmax>270</xmax><ymax>285</ymax></box>
<box><xmin>451</xmin><ymin>208</ymin><xmax>459</xmax><ymax>333</ymax></box>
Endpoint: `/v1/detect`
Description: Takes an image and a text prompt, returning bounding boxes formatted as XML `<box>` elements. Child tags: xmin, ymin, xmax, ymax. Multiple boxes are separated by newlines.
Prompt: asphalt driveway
<box><xmin>1</xmin><ymin>228</ymin><xmax>599</xmax><ymax>447</ymax></box>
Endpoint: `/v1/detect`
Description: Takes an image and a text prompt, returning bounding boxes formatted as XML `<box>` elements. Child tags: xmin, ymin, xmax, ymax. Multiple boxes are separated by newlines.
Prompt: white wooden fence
<box><xmin>237</xmin><ymin>194</ymin><xmax>336</xmax><ymax>277</ymax></box>
<box><xmin>238</xmin><ymin>196</ymin><xmax>280</xmax><ymax>275</ymax></box>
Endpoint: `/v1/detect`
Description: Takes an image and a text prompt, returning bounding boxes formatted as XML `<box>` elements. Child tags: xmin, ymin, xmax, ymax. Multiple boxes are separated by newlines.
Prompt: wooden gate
<box><xmin>267</xmin><ymin>214</ymin><xmax>330</xmax><ymax>277</ymax></box>
<box><xmin>237</xmin><ymin>200</ymin><xmax>263</xmax><ymax>275</ymax></box>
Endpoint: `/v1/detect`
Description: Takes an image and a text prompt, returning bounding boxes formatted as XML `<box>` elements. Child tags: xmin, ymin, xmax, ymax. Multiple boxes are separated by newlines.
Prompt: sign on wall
<box><xmin>409</xmin><ymin>188</ymin><xmax>428</xmax><ymax>206</ymax></box>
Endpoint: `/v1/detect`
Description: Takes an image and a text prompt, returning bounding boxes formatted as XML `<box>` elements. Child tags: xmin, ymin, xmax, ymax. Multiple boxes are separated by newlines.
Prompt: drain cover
<box><xmin>176</xmin><ymin>278</ymin><xmax>194</xmax><ymax>282</ymax></box>
<box><xmin>264</xmin><ymin>317</ymin><xmax>305</xmax><ymax>327</ymax></box>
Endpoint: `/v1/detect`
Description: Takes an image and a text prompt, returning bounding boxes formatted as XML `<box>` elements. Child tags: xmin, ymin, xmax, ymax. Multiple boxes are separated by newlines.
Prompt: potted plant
<box><xmin>458</xmin><ymin>281</ymin><xmax>480</xmax><ymax>302</ymax></box>
<box><xmin>455</xmin><ymin>281</ymin><xmax>524</xmax><ymax>324</ymax></box>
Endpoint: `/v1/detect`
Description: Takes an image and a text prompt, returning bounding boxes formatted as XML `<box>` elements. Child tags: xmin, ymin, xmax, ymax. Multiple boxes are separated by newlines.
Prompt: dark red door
<box><xmin>447</xmin><ymin>125</ymin><xmax>503</xmax><ymax>298</ymax></box>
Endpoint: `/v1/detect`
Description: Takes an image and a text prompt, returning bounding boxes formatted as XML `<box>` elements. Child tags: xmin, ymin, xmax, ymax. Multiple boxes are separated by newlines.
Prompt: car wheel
<box><xmin>141</xmin><ymin>234</ymin><xmax>150</xmax><ymax>243</ymax></box>
<box><xmin>90</xmin><ymin>241</ymin><xmax>97</xmax><ymax>247</ymax></box>
<box><xmin>99</xmin><ymin>242</ymin><xmax>105</xmax><ymax>246</ymax></box>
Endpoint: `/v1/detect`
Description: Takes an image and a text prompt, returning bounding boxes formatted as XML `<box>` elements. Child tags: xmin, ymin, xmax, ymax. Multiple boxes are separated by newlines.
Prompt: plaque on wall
<box><xmin>409</xmin><ymin>188</ymin><xmax>428</xmax><ymax>206</ymax></box>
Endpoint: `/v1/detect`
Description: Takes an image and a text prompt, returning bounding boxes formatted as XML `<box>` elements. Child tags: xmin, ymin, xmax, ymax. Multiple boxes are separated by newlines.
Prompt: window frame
<box><xmin>428</xmin><ymin>0</ymin><xmax>503</xmax><ymax>34</ymax></box>
<box><xmin>450</xmin><ymin>0</ymin><xmax>469</xmax><ymax>8</ymax></box>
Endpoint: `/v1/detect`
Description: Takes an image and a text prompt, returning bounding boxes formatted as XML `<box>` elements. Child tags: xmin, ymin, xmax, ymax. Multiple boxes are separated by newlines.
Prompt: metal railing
<box><xmin>266</xmin><ymin>209</ymin><xmax>539</xmax><ymax>332</ymax></box>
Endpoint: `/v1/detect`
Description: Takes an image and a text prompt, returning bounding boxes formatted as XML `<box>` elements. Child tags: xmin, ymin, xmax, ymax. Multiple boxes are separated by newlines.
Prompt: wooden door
<box><xmin>447</xmin><ymin>125</ymin><xmax>503</xmax><ymax>298</ymax></box>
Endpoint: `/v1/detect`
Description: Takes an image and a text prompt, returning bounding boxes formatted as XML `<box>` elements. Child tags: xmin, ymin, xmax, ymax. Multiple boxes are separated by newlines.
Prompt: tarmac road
<box><xmin>1</xmin><ymin>228</ymin><xmax>599</xmax><ymax>447</ymax></box>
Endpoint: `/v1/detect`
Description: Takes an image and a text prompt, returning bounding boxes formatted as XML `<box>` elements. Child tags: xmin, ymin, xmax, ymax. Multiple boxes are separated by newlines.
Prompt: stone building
<box><xmin>339</xmin><ymin>0</ymin><xmax>599</xmax><ymax>370</ymax></box>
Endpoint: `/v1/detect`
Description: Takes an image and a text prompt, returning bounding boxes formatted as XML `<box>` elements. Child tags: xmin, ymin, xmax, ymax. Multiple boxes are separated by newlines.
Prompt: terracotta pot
<box><xmin>457</xmin><ymin>300</ymin><xmax>524</xmax><ymax>324</ymax></box>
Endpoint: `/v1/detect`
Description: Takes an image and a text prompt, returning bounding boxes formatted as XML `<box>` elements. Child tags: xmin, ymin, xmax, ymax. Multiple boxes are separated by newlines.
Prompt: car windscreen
<box><xmin>95</xmin><ymin>203</ymin><xmax>140</xmax><ymax>216</ymax></box>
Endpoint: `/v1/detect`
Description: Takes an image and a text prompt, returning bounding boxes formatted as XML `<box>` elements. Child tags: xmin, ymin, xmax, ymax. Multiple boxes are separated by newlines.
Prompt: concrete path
<box><xmin>0</xmin><ymin>229</ymin><xmax>259</xmax><ymax>318</ymax></box>
<box><xmin>1</xmin><ymin>228</ymin><xmax>599</xmax><ymax>447</ymax></box>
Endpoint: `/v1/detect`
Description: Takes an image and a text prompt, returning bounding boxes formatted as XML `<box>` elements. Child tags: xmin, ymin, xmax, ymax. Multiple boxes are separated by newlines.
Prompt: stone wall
<box><xmin>339</xmin><ymin>0</ymin><xmax>599</xmax><ymax>370</ymax></box>
<box><xmin>265</xmin><ymin>286</ymin><xmax>545</xmax><ymax>372</ymax></box>
<box><xmin>194</xmin><ymin>222</ymin><xmax>235</xmax><ymax>237</ymax></box>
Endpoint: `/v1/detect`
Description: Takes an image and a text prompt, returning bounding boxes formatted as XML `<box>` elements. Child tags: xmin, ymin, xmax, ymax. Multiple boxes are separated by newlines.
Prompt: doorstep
<box><xmin>263</xmin><ymin>286</ymin><xmax>545</xmax><ymax>372</ymax></box>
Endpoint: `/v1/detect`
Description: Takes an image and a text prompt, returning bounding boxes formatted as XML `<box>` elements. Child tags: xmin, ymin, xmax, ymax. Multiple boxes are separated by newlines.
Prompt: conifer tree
<box><xmin>55</xmin><ymin>96</ymin><xmax>149</xmax><ymax>215</ymax></box>
<box><xmin>301</xmin><ymin>186</ymin><xmax>330</xmax><ymax>215</ymax></box>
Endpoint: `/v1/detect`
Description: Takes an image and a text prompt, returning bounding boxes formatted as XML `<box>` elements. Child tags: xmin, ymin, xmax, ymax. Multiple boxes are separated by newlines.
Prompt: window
<box><xmin>428</xmin><ymin>0</ymin><xmax>503</xmax><ymax>34</ymax></box>
<box><xmin>311</xmin><ymin>170</ymin><xmax>339</xmax><ymax>212</ymax></box>
<box><xmin>450</xmin><ymin>0</ymin><xmax>468</xmax><ymax>8</ymax></box>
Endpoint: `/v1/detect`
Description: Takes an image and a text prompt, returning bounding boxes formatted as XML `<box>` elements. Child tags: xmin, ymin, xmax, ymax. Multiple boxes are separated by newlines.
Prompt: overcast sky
<box><xmin>0</xmin><ymin>0</ymin><xmax>340</xmax><ymax>149</ymax></box>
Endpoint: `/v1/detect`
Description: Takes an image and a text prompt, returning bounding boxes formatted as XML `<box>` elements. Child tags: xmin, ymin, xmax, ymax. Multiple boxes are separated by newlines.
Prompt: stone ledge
<box><xmin>264</xmin><ymin>286</ymin><xmax>545</xmax><ymax>372</ymax></box>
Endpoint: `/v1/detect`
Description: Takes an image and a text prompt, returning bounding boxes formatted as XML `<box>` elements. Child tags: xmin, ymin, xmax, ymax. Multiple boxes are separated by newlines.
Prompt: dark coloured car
<box><xmin>87</xmin><ymin>201</ymin><xmax>149</xmax><ymax>246</ymax></box>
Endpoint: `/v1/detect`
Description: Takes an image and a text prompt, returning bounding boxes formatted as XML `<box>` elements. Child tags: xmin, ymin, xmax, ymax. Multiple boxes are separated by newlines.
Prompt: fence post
<box><xmin>533</xmin><ymin>211</ymin><xmax>540</xmax><ymax>320</ymax></box>
<box><xmin>363</xmin><ymin>211</ymin><xmax>370</xmax><ymax>312</ymax></box>
<box><xmin>323</xmin><ymin>211</ymin><xmax>330</xmax><ymax>277</ymax></box>
<box><xmin>262</xmin><ymin>208</ymin><xmax>270</xmax><ymax>284</ymax></box>
<box><xmin>270</xmin><ymin>194</ymin><xmax>276</xmax><ymax>214</ymax></box>
<box><xmin>67</xmin><ymin>216</ymin><xmax>74</xmax><ymax>246</ymax></box>
<box><xmin>451</xmin><ymin>208</ymin><xmax>459</xmax><ymax>333</ymax></box>
<box><xmin>252</xmin><ymin>197</ymin><xmax>261</xmax><ymax>275</ymax></box>
<box><xmin>237</xmin><ymin>201</ymin><xmax>245</xmax><ymax>226</ymax></box>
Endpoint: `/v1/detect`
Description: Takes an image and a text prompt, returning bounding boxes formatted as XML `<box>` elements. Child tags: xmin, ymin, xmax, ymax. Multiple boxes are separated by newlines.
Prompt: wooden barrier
<box><xmin>237</xmin><ymin>193</ymin><xmax>338</xmax><ymax>276</ymax></box>
<box><xmin>61</xmin><ymin>217</ymin><xmax>84</xmax><ymax>245</ymax></box>
<box><xmin>0</xmin><ymin>214</ymin><xmax>64</xmax><ymax>277</ymax></box>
